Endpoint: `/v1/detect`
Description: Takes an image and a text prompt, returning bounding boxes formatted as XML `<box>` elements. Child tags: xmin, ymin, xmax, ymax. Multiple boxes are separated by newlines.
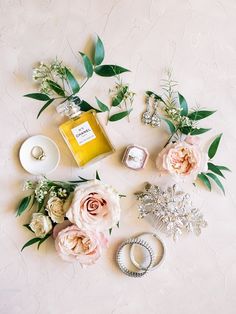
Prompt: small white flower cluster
<box><xmin>49</xmin><ymin>189</ymin><xmax>57</xmax><ymax>198</ymax></box>
<box><xmin>23</xmin><ymin>180</ymin><xmax>35</xmax><ymax>191</ymax></box>
<box><xmin>164</xmin><ymin>101</ymin><xmax>193</xmax><ymax>128</ymax></box>
<box><xmin>32</xmin><ymin>59</ymin><xmax>67</xmax><ymax>95</ymax></box>
<box><xmin>57</xmin><ymin>188</ymin><xmax>68</xmax><ymax>198</ymax></box>
<box><xmin>34</xmin><ymin>180</ymin><xmax>50</xmax><ymax>203</ymax></box>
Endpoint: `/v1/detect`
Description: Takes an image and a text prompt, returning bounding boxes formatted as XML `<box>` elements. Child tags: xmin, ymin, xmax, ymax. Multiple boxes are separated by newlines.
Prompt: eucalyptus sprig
<box><xmin>95</xmin><ymin>76</ymin><xmax>135</xmax><ymax>123</ymax></box>
<box><xmin>24</xmin><ymin>36</ymin><xmax>130</xmax><ymax>119</ymax></box>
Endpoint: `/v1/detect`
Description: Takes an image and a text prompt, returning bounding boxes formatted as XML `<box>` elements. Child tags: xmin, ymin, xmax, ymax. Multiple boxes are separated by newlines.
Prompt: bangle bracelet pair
<box><xmin>116</xmin><ymin>232</ymin><xmax>165</xmax><ymax>278</ymax></box>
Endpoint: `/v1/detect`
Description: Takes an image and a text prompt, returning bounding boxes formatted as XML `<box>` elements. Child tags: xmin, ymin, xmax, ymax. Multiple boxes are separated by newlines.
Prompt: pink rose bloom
<box><xmin>66</xmin><ymin>180</ymin><xmax>120</xmax><ymax>232</ymax></box>
<box><xmin>156</xmin><ymin>139</ymin><xmax>207</xmax><ymax>179</ymax></box>
<box><xmin>55</xmin><ymin>224</ymin><xmax>108</xmax><ymax>265</ymax></box>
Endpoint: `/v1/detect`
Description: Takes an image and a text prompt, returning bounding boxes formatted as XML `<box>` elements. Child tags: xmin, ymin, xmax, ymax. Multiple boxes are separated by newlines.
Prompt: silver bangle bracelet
<box><xmin>116</xmin><ymin>238</ymin><xmax>154</xmax><ymax>278</ymax></box>
<box><xmin>130</xmin><ymin>233</ymin><xmax>165</xmax><ymax>271</ymax></box>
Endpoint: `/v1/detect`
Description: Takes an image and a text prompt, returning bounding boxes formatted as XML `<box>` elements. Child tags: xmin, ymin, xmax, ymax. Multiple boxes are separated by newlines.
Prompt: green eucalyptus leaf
<box><xmin>188</xmin><ymin>110</ymin><xmax>216</xmax><ymax>121</ymax></box>
<box><xmin>216</xmin><ymin>165</ymin><xmax>231</xmax><ymax>172</ymax></box>
<box><xmin>79</xmin><ymin>52</ymin><xmax>93</xmax><ymax>78</ymax></box>
<box><xmin>178</xmin><ymin>92</ymin><xmax>188</xmax><ymax>116</ymax></box>
<box><xmin>96</xmin><ymin>171</ymin><xmax>101</xmax><ymax>180</ymax></box>
<box><xmin>37</xmin><ymin>200</ymin><xmax>44</xmax><ymax>212</ymax></box>
<box><xmin>37</xmin><ymin>234</ymin><xmax>51</xmax><ymax>249</ymax></box>
<box><xmin>109</xmin><ymin>109</ymin><xmax>132</xmax><ymax>122</ymax></box>
<box><xmin>208</xmin><ymin>162</ymin><xmax>225</xmax><ymax>178</ymax></box>
<box><xmin>80</xmin><ymin>100</ymin><xmax>101</xmax><ymax>112</ymax></box>
<box><xmin>46</xmin><ymin>80</ymin><xmax>65</xmax><ymax>96</ymax></box>
<box><xmin>145</xmin><ymin>91</ymin><xmax>164</xmax><ymax>103</ymax></box>
<box><xmin>37</xmin><ymin>99</ymin><xmax>54</xmax><ymax>119</ymax></box>
<box><xmin>197</xmin><ymin>173</ymin><xmax>211</xmax><ymax>191</ymax></box>
<box><xmin>21</xmin><ymin>237</ymin><xmax>41</xmax><ymax>251</ymax></box>
<box><xmin>65</xmin><ymin>68</ymin><xmax>80</xmax><ymax>94</ymax></box>
<box><xmin>68</xmin><ymin>180</ymin><xmax>85</xmax><ymax>184</ymax></box>
<box><xmin>16</xmin><ymin>195</ymin><xmax>34</xmax><ymax>217</ymax></box>
<box><xmin>95</xmin><ymin>65</ymin><xmax>130</xmax><ymax>77</ymax></box>
<box><xmin>95</xmin><ymin>97</ymin><xmax>109</xmax><ymax>112</ymax></box>
<box><xmin>161</xmin><ymin>117</ymin><xmax>176</xmax><ymax>134</ymax></box>
<box><xmin>180</xmin><ymin>126</ymin><xmax>211</xmax><ymax>135</ymax></box>
<box><xmin>112</xmin><ymin>86</ymin><xmax>128</xmax><ymax>107</ymax></box>
<box><xmin>208</xmin><ymin>133</ymin><xmax>222</xmax><ymax>159</ymax></box>
<box><xmin>94</xmin><ymin>36</ymin><xmax>105</xmax><ymax>65</ymax></box>
<box><xmin>190</xmin><ymin>128</ymin><xmax>211</xmax><ymax>135</ymax></box>
<box><xmin>69</xmin><ymin>176</ymin><xmax>89</xmax><ymax>183</ymax></box>
<box><xmin>109</xmin><ymin>228</ymin><xmax>112</xmax><ymax>235</ymax></box>
<box><xmin>206</xmin><ymin>172</ymin><xmax>225</xmax><ymax>195</ymax></box>
<box><xmin>78</xmin><ymin>176</ymin><xmax>89</xmax><ymax>182</ymax></box>
<box><xmin>24</xmin><ymin>93</ymin><xmax>50</xmax><ymax>101</ymax></box>
<box><xmin>23</xmin><ymin>224</ymin><xmax>33</xmax><ymax>232</ymax></box>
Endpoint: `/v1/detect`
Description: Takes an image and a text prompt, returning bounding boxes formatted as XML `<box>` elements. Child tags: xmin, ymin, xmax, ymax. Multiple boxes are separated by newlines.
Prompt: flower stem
<box><xmin>164</xmin><ymin>128</ymin><xmax>179</xmax><ymax>147</ymax></box>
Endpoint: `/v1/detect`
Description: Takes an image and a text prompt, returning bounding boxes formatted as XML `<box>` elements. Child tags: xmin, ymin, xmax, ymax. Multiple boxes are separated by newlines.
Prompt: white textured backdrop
<box><xmin>1</xmin><ymin>0</ymin><xmax>236</xmax><ymax>313</ymax></box>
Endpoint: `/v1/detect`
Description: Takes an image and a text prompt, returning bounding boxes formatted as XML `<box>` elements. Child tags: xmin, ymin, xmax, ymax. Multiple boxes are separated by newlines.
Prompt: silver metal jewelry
<box><xmin>135</xmin><ymin>184</ymin><xmax>207</xmax><ymax>241</ymax></box>
<box><xmin>31</xmin><ymin>146</ymin><xmax>46</xmax><ymax>161</ymax></box>
<box><xmin>141</xmin><ymin>95</ymin><xmax>152</xmax><ymax>125</ymax></box>
<box><xmin>130</xmin><ymin>233</ymin><xmax>165</xmax><ymax>271</ymax></box>
<box><xmin>116</xmin><ymin>238</ymin><xmax>154</xmax><ymax>278</ymax></box>
<box><xmin>151</xmin><ymin>98</ymin><xmax>161</xmax><ymax>127</ymax></box>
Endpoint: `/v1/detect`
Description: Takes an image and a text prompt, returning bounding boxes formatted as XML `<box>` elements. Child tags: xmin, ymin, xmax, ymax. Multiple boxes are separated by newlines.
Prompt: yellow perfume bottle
<box><xmin>57</xmin><ymin>101</ymin><xmax>114</xmax><ymax>167</ymax></box>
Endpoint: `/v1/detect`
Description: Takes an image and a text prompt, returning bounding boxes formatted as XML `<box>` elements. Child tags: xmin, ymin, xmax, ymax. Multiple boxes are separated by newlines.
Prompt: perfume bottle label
<box><xmin>71</xmin><ymin>121</ymin><xmax>96</xmax><ymax>145</ymax></box>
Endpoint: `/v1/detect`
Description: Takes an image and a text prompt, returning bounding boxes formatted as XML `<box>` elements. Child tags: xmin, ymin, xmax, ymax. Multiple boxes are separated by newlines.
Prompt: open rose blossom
<box><xmin>66</xmin><ymin>180</ymin><xmax>120</xmax><ymax>232</ymax></box>
<box><xmin>46</xmin><ymin>196</ymin><xmax>71</xmax><ymax>224</ymax></box>
<box><xmin>156</xmin><ymin>138</ymin><xmax>207</xmax><ymax>179</ymax></box>
<box><xmin>55</xmin><ymin>224</ymin><xmax>108</xmax><ymax>265</ymax></box>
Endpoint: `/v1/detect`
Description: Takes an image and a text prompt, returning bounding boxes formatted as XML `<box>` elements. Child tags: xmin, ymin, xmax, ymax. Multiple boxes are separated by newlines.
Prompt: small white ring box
<box><xmin>122</xmin><ymin>144</ymin><xmax>149</xmax><ymax>170</ymax></box>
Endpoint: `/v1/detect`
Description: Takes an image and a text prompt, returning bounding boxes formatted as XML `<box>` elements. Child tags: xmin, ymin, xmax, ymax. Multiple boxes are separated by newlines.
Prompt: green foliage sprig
<box><xmin>24</xmin><ymin>36</ymin><xmax>131</xmax><ymax>121</ymax></box>
<box><xmin>146</xmin><ymin>71</ymin><xmax>230</xmax><ymax>194</ymax></box>
<box><xmin>96</xmin><ymin>76</ymin><xmax>135</xmax><ymax>123</ymax></box>
<box><xmin>147</xmin><ymin>72</ymin><xmax>216</xmax><ymax>137</ymax></box>
<box><xmin>197</xmin><ymin>134</ymin><xmax>231</xmax><ymax>194</ymax></box>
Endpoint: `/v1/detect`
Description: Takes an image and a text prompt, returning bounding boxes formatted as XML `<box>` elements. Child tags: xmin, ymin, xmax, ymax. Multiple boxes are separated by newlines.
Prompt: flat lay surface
<box><xmin>1</xmin><ymin>1</ymin><xmax>236</xmax><ymax>313</ymax></box>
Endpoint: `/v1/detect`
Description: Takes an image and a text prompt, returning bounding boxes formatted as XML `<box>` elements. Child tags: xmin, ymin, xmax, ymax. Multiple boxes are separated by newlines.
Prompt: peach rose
<box><xmin>29</xmin><ymin>213</ymin><xmax>52</xmax><ymax>238</ymax></box>
<box><xmin>156</xmin><ymin>139</ymin><xmax>207</xmax><ymax>179</ymax></box>
<box><xmin>66</xmin><ymin>180</ymin><xmax>120</xmax><ymax>232</ymax></box>
<box><xmin>46</xmin><ymin>196</ymin><xmax>71</xmax><ymax>224</ymax></box>
<box><xmin>55</xmin><ymin>224</ymin><xmax>108</xmax><ymax>265</ymax></box>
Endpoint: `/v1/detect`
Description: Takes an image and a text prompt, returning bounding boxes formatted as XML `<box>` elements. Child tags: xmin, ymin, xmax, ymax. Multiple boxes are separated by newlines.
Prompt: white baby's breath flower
<box><xmin>57</xmin><ymin>188</ymin><xmax>68</xmax><ymax>198</ymax></box>
<box><xmin>29</xmin><ymin>213</ymin><xmax>52</xmax><ymax>238</ymax></box>
<box><xmin>34</xmin><ymin>180</ymin><xmax>50</xmax><ymax>203</ymax></box>
<box><xmin>23</xmin><ymin>180</ymin><xmax>35</xmax><ymax>191</ymax></box>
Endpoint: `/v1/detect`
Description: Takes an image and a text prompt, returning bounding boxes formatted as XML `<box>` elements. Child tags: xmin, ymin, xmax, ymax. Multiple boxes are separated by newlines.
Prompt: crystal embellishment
<box><xmin>135</xmin><ymin>184</ymin><xmax>207</xmax><ymax>241</ymax></box>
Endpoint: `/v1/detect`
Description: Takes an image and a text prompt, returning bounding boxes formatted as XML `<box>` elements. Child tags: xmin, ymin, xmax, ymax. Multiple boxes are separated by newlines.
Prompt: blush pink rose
<box><xmin>66</xmin><ymin>180</ymin><xmax>120</xmax><ymax>232</ymax></box>
<box><xmin>55</xmin><ymin>224</ymin><xmax>108</xmax><ymax>265</ymax></box>
<box><xmin>156</xmin><ymin>140</ymin><xmax>207</xmax><ymax>179</ymax></box>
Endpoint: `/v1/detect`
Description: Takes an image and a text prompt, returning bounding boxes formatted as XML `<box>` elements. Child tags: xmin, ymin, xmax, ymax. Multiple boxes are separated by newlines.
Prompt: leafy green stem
<box><xmin>80</xmin><ymin>77</ymin><xmax>89</xmax><ymax>89</ymax></box>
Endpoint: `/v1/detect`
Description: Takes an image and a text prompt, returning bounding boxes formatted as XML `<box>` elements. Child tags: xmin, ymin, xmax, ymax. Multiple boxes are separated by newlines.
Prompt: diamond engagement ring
<box><xmin>31</xmin><ymin>146</ymin><xmax>46</xmax><ymax>161</ymax></box>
